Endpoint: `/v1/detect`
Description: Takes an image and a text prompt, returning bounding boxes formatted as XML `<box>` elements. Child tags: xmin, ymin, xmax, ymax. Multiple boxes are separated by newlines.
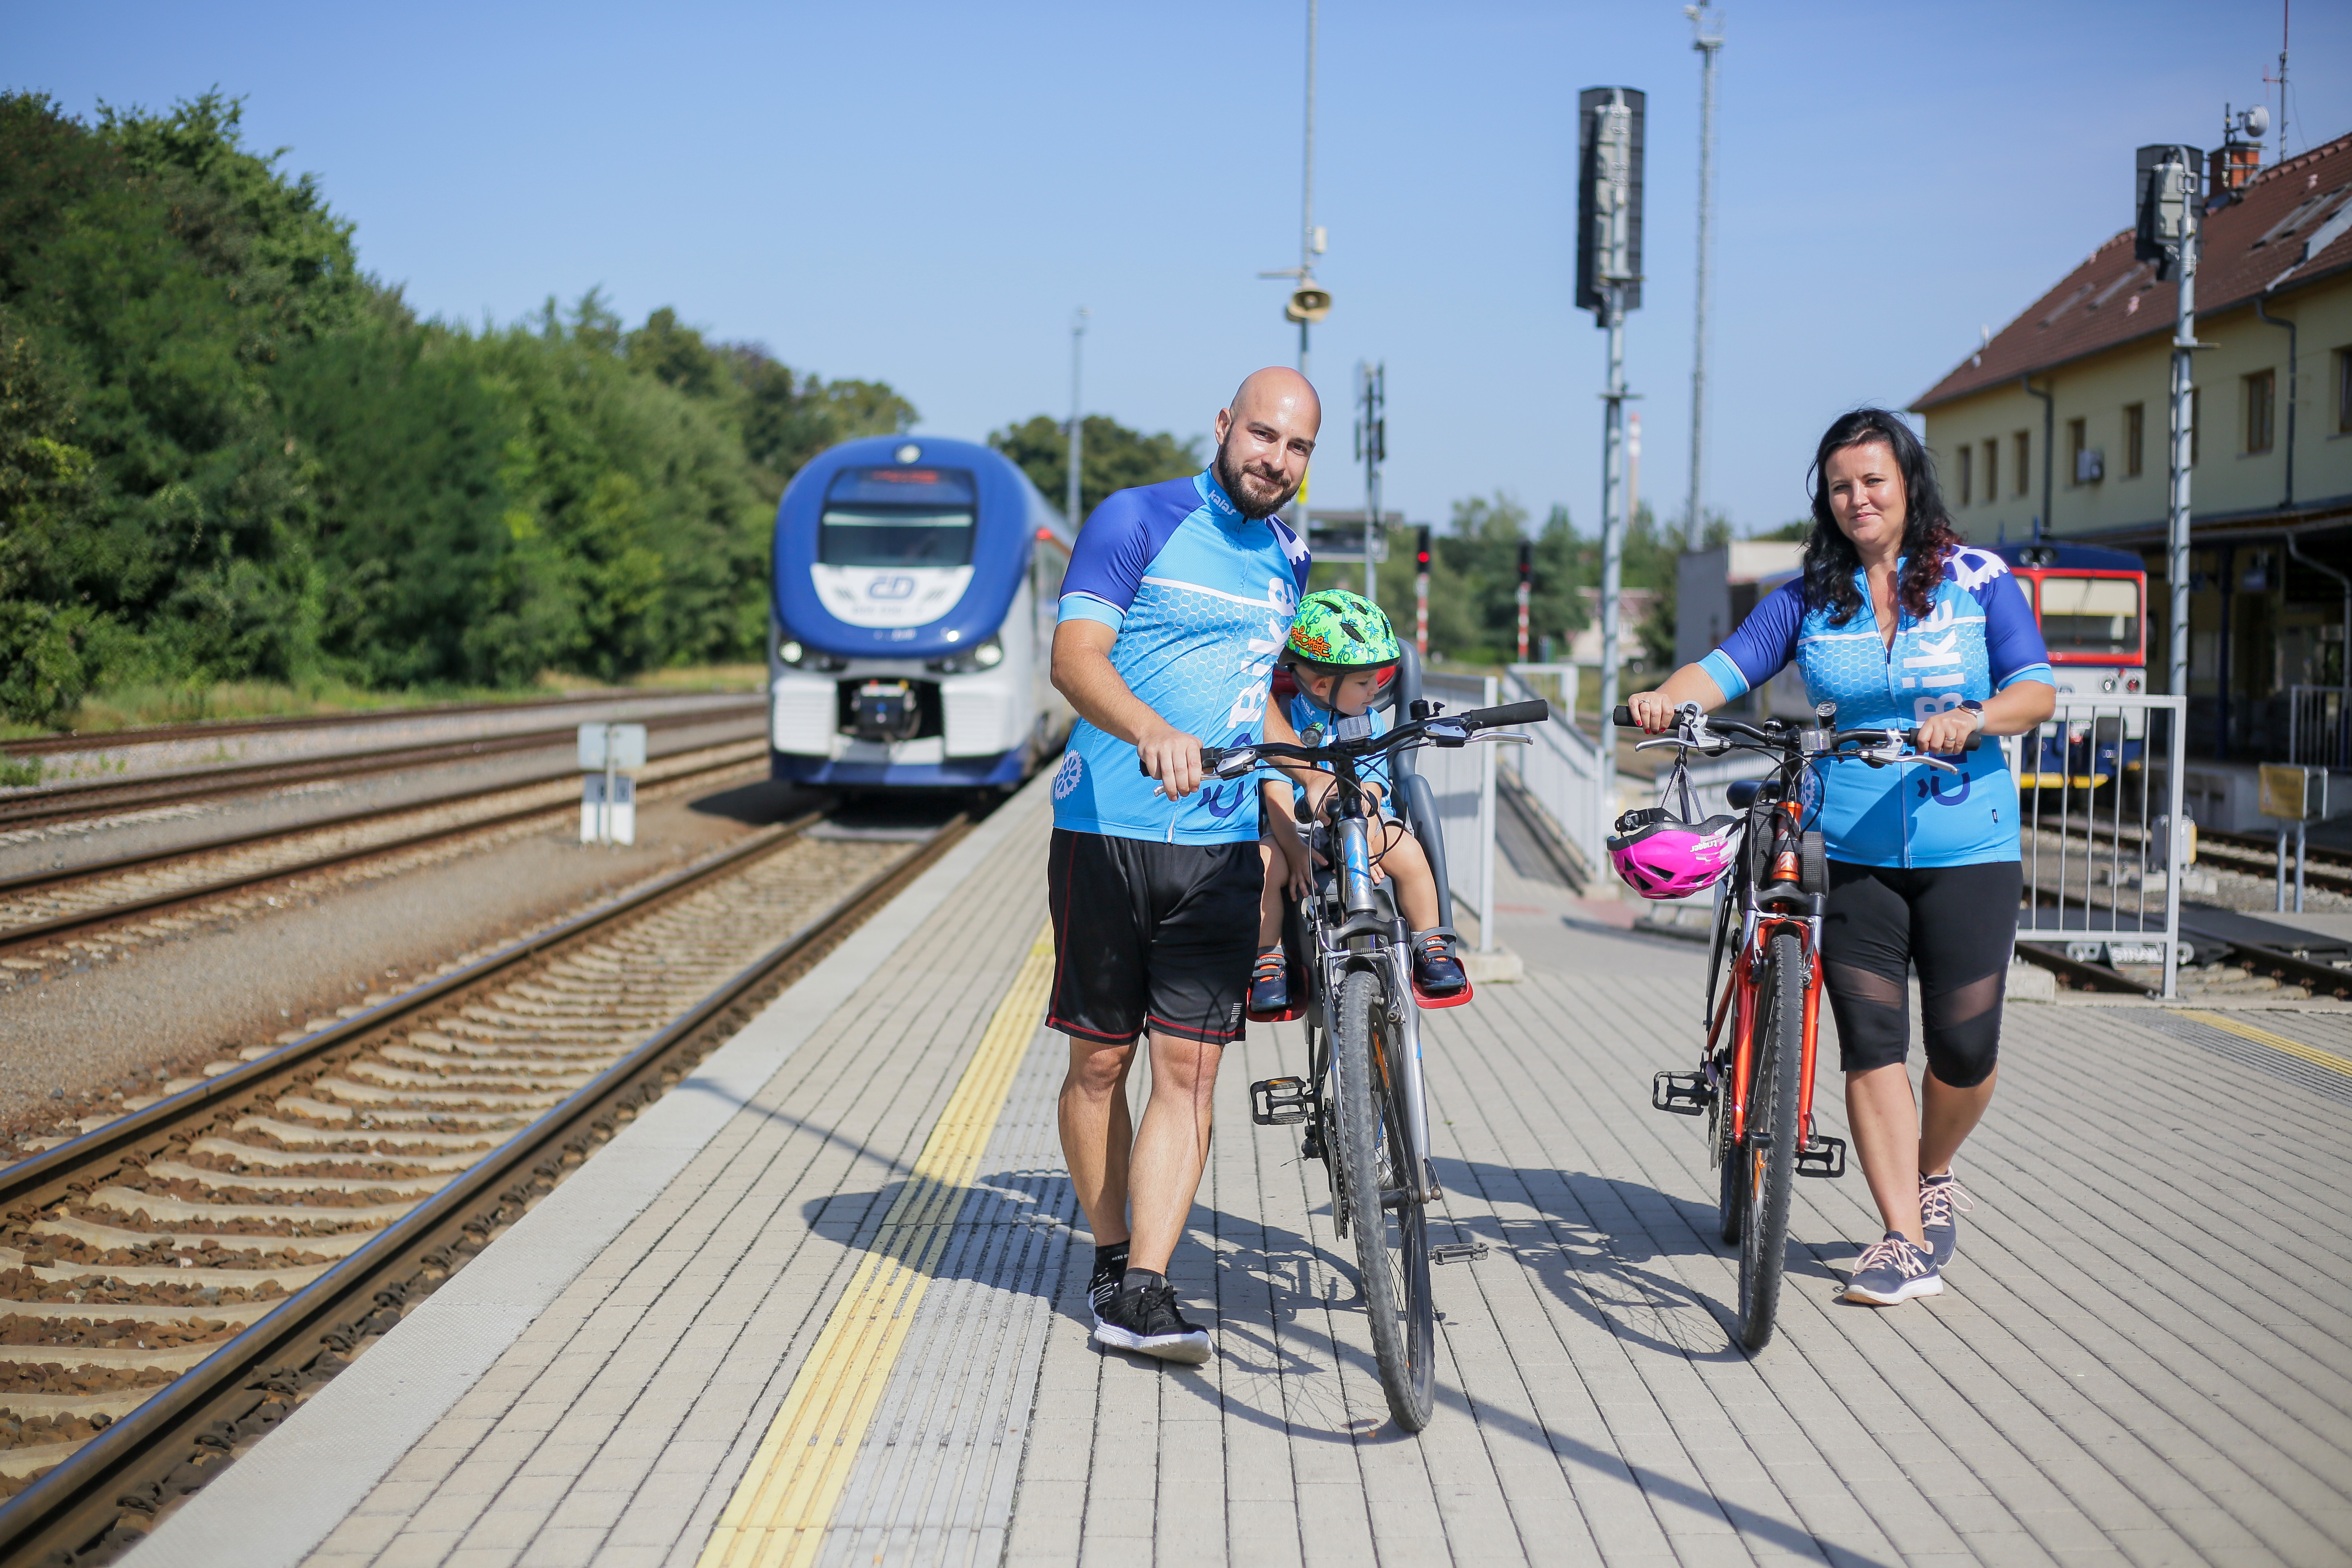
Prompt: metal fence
<box><xmin>2286</xmin><ymin>685</ymin><xmax>2352</xmax><ymax>769</ymax></box>
<box><xmin>1417</xmin><ymin>672</ymin><xmax>1499</xmax><ymax>949</ymax></box>
<box><xmin>2007</xmin><ymin>692</ymin><xmax>2189</xmax><ymax>999</ymax></box>
<box><xmin>1494</xmin><ymin>666</ymin><xmax>1610</xmax><ymax>878</ymax></box>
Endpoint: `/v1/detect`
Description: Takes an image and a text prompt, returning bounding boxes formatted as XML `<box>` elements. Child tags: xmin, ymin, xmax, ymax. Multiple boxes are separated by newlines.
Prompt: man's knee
<box><xmin>1148</xmin><ymin>1031</ymin><xmax>1224</xmax><ymax>1094</ymax></box>
<box><xmin>1064</xmin><ymin>1038</ymin><xmax>1135</xmax><ymax>1098</ymax></box>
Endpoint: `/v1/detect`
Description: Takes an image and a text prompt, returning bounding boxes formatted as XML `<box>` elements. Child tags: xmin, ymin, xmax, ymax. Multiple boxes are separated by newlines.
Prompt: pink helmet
<box><xmin>1608</xmin><ymin>808</ymin><xmax>1740</xmax><ymax>900</ymax></box>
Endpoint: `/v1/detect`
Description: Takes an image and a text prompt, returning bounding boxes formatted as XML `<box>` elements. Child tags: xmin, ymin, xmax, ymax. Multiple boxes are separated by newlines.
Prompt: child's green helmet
<box><xmin>1285</xmin><ymin>588</ymin><xmax>1401</xmax><ymax>670</ymax></box>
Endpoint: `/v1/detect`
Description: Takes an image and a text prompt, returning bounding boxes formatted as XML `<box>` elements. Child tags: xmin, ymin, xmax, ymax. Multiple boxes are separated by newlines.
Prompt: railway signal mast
<box><xmin>1414</xmin><ymin>526</ymin><xmax>1432</xmax><ymax>656</ymax></box>
<box><xmin>1517</xmin><ymin>540</ymin><xmax>1533</xmax><ymax>663</ymax></box>
<box><xmin>1684</xmin><ymin>4</ymin><xmax>1723</xmax><ymax>550</ymax></box>
<box><xmin>1066</xmin><ymin>307</ymin><xmax>1088</xmax><ymax>527</ymax></box>
<box><xmin>2134</xmin><ymin>143</ymin><xmax>2202</xmax><ymax>707</ymax></box>
<box><xmin>1355</xmin><ymin>361</ymin><xmax>1385</xmax><ymax>603</ymax></box>
<box><xmin>1579</xmin><ymin>85</ymin><xmax>1645</xmax><ymax>831</ymax></box>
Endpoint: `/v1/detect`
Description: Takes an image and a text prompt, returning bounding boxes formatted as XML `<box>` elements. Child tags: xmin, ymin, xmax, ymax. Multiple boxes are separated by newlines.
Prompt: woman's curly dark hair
<box><xmin>1800</xmin><ymin>408</ymin><xmax>1961</xmax><ymax>626</ymax></box>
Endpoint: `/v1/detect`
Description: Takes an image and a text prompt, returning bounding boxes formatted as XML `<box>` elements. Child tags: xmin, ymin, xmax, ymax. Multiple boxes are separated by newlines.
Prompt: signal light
<box><xmin>1415</xmin><ymin>526</ymin><xmax>1431</xmax><ymax>572</ymax></box>
<box><xmin>1518</xmin><ymin>540</ymin><xmax>1533</xmax><ymax>584</ymax></box>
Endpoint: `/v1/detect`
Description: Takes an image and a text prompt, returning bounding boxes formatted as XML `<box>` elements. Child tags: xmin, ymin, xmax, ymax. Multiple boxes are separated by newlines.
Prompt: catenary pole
<box><xmin>1066</xmin><ymin>307</ymin><xmax>1087</xmax><ymax>526</ymax></box>
<box><xmin>1300</xmin><ymin>0</ymin><xmax>1316</xmax><ymax>385</ymax></box>
<box><xmin>1684</xmin><ymin>5</ymin><xmax>1722</xmax><ymax>551</ymax></box>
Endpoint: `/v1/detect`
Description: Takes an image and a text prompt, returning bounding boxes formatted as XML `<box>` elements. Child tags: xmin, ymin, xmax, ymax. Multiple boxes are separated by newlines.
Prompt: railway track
<box><xmin>0</xmin><ymin>737</ymin><xmax>772</xmax><ymax>956</ymax></box>
<box><xmin>0</xmin><ymin>699</ymin><xmax>764</xmax><ymax>833</ymax></box>
<box><xmin>0</xmin><ymin>802</ymin><xmax>973</xmax><ymax>1565</ymax></box>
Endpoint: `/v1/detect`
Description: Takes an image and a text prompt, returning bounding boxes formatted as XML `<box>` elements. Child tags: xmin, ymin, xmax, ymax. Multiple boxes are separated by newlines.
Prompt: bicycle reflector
<box><xmin>1607</xmin><ymin>807</ymin><xmax>1739</xmax><ymax>900</ymax></box>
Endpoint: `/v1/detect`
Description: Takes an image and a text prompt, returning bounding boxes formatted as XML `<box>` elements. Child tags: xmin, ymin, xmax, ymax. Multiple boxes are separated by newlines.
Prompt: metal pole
<box><xmin>1299</xmin><ymin>0</ymin><xmax>1316</xmax><ymax>387</ymax></box>
<box><xmin>1066</xmin><ymin>307</ymin><xmax>1087</xmax><ymax>526</ymax></box>
<box><xmin>1600</xmin><ymin>287</ymin><xmax>1628</xmax><ymax>835</ymax></box>
<box><xmin>1359</xmin><ymin>362</ymin><xmax>1383</xmax><ymax>605</ymax></box>
<box><xmin>1684</xmin><ymin>5</ymin><xmax>1722</xmax><ymax>551</ymax></box>
<box><xmin>2167</xmin><ymin>173</ymin><xmax>2199</xmax><ymax>713</ymax></box>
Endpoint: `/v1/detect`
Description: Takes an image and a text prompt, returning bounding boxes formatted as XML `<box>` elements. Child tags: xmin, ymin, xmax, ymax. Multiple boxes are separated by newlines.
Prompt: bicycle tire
<box><xmin>1715</xmin><ymin>1082</ymin><xmax>1744</xmax><ymax>1246</ymax></box>
<box><xmin>1736</xmin><ymin>930</ymin><xmax>1804</xmax><ymax>1351</ymax></box>
<box><xmin>1332</xmin><ymin>968</ymin><xmax>1435</xmax><ymax>1430</ymax></box>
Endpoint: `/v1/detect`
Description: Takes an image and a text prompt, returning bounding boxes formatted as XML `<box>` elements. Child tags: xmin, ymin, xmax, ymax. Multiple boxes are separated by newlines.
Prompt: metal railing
<box><xmin>2285</xmin><ymin>685</ymin><xmax>2352</xmax><ymax>768</ymax></box>
<box><xmin>1495</xmin><ymin>666</ymin><xmax>1609</xmax><ymax>875</ymax></box>
<box><xmin>1417</xmin><ymin>672</ymin><xmax>1499</xmax><ymax>949</ymax></box>
<box><xmin>2008</xmin><ymin>692</ymin><xmax>2189</xmax><ymax>999</ymax></box>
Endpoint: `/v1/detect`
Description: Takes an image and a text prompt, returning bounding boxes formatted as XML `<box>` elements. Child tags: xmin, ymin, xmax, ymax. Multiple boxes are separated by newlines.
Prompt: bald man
<box><xmin>1047</xmin><ymin>368</ymin><xmax>1319</xmax><ymax>1362</ymax></box>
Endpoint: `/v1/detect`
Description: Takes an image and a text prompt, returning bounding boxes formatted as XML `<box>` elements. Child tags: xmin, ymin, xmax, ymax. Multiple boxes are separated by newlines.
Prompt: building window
<box><xmin>1984</xmin><ymin>439</ymin><xmax>1998</xmax><ymax>503</ymax></box>
<box><xmin>1956</xmin><ymin>444</ymin><xmax>1973</xmax><ymax>506</ymax></box>
<box><xmin>2125</xmin><ymin>402</ymin><xmax>2145</xmax><ymax>477</ymax></box>
<box><xmin>2246</xmin><ymin>369</ymin><xmax>2276</xmax><ymax>454</ymax></box>
<box><xmin>2013</xmin><ymin>431</ymin><xmax>2030</xmax><ymax>496</ymax></box>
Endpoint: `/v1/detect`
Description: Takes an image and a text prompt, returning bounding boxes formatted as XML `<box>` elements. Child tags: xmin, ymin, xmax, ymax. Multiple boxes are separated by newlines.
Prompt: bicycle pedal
<box><xmin>1430</xmin><ymin>1241</ymin><xmax>1488</xmax><ymax>1266</ymax></box>
<box><xmin>1651</xmin><ymin>1070</ymin><xmax>1713</xmax><ymax>1117</ymax></box>
<box><xmin>1795</xmin><ymin>1134</ymin><xmax>1847</xmax><ymax>1178</ymax></box>
<box><xmin>1251</xmin><ymin>1077</ymin><xmax>1312</xmax><ymax>1125</ymax></box>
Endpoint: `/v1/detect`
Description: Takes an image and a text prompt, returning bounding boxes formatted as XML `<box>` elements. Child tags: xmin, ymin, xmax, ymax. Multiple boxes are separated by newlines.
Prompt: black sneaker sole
<box><xmin>1093</xmin><ymin>1316</ymin><xmax>1213</xmax><ymax>1364</ymax></box>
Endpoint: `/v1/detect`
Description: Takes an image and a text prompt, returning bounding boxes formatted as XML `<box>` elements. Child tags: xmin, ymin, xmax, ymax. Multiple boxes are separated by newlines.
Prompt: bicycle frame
<box><xmin>1702</xmin><ymin>795</ymin><xmax>1825</xmax><ymax>1159</ymax></box>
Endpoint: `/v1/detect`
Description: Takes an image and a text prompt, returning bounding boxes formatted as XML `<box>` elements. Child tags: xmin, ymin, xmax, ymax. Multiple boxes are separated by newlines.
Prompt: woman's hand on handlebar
<box><xmin>1623</xmin><ymin>690</ymin><xmax>1682</xmax><ymax>735</ymax></box>
<box><xmin>1912</xmin><ymin>705</ymin><xmax>1984</xmax><ymax>757</ymax></box>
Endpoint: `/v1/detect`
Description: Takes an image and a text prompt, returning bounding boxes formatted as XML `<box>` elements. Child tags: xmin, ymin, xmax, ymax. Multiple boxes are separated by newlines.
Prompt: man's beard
<box><xmin>1214</xmin><ymin>444</ymin><xmax>1298</xmax><ymax>520</ymax></box>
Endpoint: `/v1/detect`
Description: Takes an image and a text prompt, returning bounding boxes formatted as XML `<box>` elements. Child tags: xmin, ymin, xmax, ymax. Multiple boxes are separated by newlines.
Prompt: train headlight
<box><xmin>778</xmin><ymin>638</ymin><xmax>804</xmax><ymax>666</ymax></box>
<box><xmin>777</xmin><ymin>634</ymin><xmax>846</xmax><ymax>673</ymax></box>
<box><xmin>928</xmin><ymin>637</ymin><xmax>1004</xmax><ymax>675</ymax></box>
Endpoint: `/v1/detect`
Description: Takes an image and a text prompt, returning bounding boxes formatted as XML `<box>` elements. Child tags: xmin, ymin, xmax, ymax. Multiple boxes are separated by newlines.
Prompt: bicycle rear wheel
<box><xmin>1736</xmin><ymin>930</ymin><xmax>1804</xmax><ymax>1351</ymax></box>
<box><xmin>1332</xmin><ymin>968</ymin><xmax>1434</xmax><ymax>1430</ymax></box>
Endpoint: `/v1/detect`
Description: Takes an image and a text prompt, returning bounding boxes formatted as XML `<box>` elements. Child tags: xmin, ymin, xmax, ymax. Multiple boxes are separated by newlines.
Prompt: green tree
<box><xmin>990</xmin><ymin>414</ymin><xmax>1202</xmax><ymax>521</ymax></box>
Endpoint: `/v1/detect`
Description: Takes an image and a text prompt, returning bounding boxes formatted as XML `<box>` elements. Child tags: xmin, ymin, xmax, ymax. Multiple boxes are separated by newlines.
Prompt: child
<box><xmin>1251</xmin><ymin>589</ymin><xmax>1468</xmax><ymax>1012</ymax></box>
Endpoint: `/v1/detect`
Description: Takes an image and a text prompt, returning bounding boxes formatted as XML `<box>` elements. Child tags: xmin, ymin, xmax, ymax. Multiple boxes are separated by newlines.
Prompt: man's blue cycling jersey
<box><xmin>1697</xmin><ymin>548</ymin><xmax>2054</xmax><ymax>869</ymax></box>
<box><xmin>1052</xmin><ymin>470</ymin><xmax>1311</xmax><ymax>844</ymax></box>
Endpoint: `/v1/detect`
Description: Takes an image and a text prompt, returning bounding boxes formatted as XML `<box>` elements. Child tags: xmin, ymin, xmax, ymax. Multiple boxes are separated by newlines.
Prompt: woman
<box><xmin>1626</xmin><ymin>408</ymin><xmax>2056</xmax><ymax>1305</ymax></box>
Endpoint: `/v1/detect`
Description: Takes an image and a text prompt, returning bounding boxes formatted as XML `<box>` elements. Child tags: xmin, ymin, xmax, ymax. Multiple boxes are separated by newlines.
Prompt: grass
<box><xmin>0</xmin><ymin>665</ymin><xmax>771</xmax><ymax>745</ymax></box>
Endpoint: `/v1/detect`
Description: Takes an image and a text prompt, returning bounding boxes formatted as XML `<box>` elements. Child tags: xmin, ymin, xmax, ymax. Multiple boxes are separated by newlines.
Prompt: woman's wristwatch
<box><xmin>1960</xmin><ymin>699</ymin><xmax>1986</xmax><ymax>735</ymax></box>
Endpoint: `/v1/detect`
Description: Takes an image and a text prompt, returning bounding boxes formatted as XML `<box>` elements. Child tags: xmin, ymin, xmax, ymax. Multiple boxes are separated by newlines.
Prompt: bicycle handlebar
<box><xmin>1609</xmin><ymin>704</ymin><xmax>1980</xmax><ymax>761</ymax></box>
<box><xmin>1136</xmin><ymin>698</ymin><xmax>1551</xmax><ymax>780</ymax></box>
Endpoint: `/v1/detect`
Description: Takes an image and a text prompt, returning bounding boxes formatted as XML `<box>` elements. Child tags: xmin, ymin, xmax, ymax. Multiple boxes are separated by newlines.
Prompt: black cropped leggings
<box><xmin>1820</xmin><ymin>860</ymin><xmax>2018</xmax><ymax>1089</ymax></box>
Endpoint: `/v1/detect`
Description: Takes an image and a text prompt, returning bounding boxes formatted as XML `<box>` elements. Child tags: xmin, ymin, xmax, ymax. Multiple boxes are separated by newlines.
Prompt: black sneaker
<box><xmin>1086</xmin><ymin>1243</ymin><xmax>1129</xmax><ymax>1327</ymax></box>
<box><xmin>1093</xmin><ymin>1280</ymin><xmax>1212</xmax><ymax>1364</ymax></box>
<box><xmin>1249</xmin><ymin>947</ymin><xmax>1290</xmax><ymax>1013</ymax></box>
<box><xmin>1412</xmin><ymin>930</ymin><xmax>1467</xmax><ymax>997</ymax></box>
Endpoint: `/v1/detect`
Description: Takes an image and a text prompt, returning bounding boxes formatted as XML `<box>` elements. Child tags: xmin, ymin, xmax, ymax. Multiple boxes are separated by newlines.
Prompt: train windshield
<box><xmin>2032</xmin><ymin>575</ymin><xmax>2140</xmax><ymax>657</ymax></box>
<box><xmin>819</xmin><ymin>508</ymin><xmax>975</xmax><ymax>568</ymax></box>
<box><xmin>818</xmin><ymin>467</ymin><xmax>977</xmax><ymax>568</ymax></box>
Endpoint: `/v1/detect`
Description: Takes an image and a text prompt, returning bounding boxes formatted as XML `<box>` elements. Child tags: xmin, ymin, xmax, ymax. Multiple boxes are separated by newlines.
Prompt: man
<box><xmin>1048</xmin><ymin>367</ymin><xmax>1318</xmax><ymax>1363</ymax></box>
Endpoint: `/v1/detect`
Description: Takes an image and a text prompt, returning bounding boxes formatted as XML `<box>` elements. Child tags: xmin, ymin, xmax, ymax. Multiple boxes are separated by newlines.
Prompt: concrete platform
<box><xmin>128</xmin><ymin>774</ymin><xmax>2352</xmax><ymax>1568</ymax></box>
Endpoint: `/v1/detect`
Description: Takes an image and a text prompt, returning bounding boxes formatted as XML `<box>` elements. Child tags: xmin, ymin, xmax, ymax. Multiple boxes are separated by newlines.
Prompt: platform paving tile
<box><xmin>272</xmin><ymin>839</ymin><xmax>2352</xmax><ymax>1568</ymax></box>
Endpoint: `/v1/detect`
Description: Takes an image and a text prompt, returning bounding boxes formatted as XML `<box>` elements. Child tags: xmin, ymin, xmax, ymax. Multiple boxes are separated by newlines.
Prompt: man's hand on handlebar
<box><xmin>1135</xmin><ymin>722</ymin><xmax>1205</xmax><ymax>798</ymax></box>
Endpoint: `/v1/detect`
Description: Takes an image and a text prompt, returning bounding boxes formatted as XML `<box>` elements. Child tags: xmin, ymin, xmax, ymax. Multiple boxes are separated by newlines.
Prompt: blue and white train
<box><xmin>768</xmin><ymin>436</ymin><xmax>1075</xmax><ymax>791</ymax></box>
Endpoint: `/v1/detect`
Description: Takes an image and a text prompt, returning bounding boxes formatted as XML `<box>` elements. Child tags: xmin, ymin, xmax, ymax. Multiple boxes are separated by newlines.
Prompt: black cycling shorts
<box><xmin>1046</xmin><ymin>828</ymin><xmax>1261</xmax><ymax>1047</ymax></box>
<box><xmin>1820</xmin><ymin>859</ymin><xmax>2018</xmax><ymax>1088</ymax></box>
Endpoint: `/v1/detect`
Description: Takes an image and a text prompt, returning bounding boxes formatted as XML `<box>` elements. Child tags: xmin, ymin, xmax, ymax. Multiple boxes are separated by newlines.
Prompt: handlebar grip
<box><xmin>1135</xmin><ymin>745</ymin><xmax>1234</xmax><ymax>776</ymax></box>
<box><xmin>1470</xmin><ymin>699</ymin><xmax>1551</xmax><ymax>728</ymax></box>
<box><xmin>1612</xmin><ymin>705</ymin><xmax>1635</xmax><ymax>727</ymax></box>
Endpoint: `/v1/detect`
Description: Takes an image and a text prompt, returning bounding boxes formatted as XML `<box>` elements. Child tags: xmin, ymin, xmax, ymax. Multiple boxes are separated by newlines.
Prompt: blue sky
<box><xmin>12</xmin><ymin>1</ymin><xmax>2347</xmax><ymax>538</ymax></box>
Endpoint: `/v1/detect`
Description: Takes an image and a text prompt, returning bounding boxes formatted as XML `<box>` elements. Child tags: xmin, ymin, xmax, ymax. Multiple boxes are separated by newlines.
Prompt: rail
<box><xmin>1416</xmin><ymin>673</ymin><xmax>1500</xmax><ymax>949</ymax></box>
<box><xmin>1494</xmin><ymin>666</ymin><xmax>1609</xmax><ymax>875</ymax></box>
<box><xmin>2007</xmin><ymin>691</ymin><xmax>2189</xmax><ymax>999</ymax></box>
<box><xmin>0</xmin><ymin>807</ymin><xmax>971</xmax><ymax>1565</ymax></box>
<box><xmin>2285</xmin><ymin>684</ymin><xmax>2352</xmax><ymax>770</ymax></box>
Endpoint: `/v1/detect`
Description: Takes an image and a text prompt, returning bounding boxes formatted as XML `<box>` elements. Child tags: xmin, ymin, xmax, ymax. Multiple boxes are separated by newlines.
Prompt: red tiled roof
<box><xmin>1915</xmin><ymin>132</ymin><xmax>2352</xmax><ymax>409</ymax></box>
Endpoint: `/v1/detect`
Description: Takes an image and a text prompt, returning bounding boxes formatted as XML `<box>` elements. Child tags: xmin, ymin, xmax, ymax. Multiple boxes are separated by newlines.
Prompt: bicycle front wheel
<box><xmin>1736</xmin><ymin>930</ymin><xmax>1804</xmax><ymax>1351</ymax></box>
<box><xmin>1332</xmin><ymin>968</ymin><xmax>1435</xmax><ymax>1431</ymax></box>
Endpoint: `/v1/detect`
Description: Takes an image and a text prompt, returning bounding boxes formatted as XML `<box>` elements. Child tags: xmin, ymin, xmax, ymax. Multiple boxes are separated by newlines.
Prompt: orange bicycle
<box><xmin>1619</xmin><ymin>702</ymin><xmax>1961</xmax><ymax>1349</ymax></box>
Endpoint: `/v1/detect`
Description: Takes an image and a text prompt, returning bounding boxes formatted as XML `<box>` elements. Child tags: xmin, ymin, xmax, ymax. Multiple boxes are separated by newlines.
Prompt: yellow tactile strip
<box><xmin>2176</xmin><ymin>1009</ymin><xmax>2352</xmax><ymax>1080</ymax></box>
<box><xmin>695</xmin><ymin>924</ymin><xmax>1056</xmax><ymax>1568</ymax></box>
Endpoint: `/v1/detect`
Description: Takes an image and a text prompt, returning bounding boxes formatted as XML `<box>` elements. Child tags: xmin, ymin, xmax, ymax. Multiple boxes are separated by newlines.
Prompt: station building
<box><xmin>1912</xmin><ymin>128</ymin><xmax>2352</xmax><ymax>792</ymax></box>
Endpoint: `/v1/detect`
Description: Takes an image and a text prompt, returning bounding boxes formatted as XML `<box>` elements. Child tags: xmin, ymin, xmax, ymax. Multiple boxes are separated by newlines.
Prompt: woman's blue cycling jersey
<box><xmin>1697</xmin><ymin>548</ymin><xmax>2053</xmax><ymax>869</ymax></box>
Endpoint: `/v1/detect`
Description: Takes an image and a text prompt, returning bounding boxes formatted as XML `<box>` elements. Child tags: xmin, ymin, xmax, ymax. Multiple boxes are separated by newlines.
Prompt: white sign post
<box><xmin>578</xmin><ymin>723</ymin><xmax>648</xmax><ymax>846</ymax></box>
